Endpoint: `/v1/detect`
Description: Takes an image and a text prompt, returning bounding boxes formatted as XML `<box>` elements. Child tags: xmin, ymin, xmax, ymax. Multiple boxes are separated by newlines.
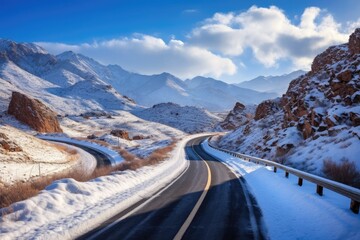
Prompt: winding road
<box><xmin>78</xmin><ymin>136</ymin><xmax>266</xmax><ymax>240</ymax></box>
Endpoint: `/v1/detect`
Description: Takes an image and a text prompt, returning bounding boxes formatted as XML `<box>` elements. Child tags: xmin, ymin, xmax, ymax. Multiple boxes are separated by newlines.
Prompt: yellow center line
<box><xmin>173</xmin><ymin>144</ymin><xmax>212</xmax><ymax>240</ymax></box>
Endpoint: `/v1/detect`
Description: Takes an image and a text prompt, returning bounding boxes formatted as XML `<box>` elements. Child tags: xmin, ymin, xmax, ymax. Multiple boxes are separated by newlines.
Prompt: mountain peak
<box><xmin>0</xmin><ymin>39</ymin><xmax>48</xmax><ymax>55</ymax></box>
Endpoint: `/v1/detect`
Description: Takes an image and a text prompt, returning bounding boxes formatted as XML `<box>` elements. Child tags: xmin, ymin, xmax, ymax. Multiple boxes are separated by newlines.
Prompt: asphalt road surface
<box><xmin>78</xmin><ymin>136</ymin><xmax>266</xmax><ymax>240</ymax></box>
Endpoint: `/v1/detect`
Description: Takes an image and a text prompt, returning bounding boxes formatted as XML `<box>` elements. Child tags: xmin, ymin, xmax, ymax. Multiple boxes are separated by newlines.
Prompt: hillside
<box><xmin>0</xmin><ymin>125</ymin><xmax>85</xmax><ymax>185</ymax></box>
<box><xmin>133</xmin><ymin>103</ymin><xmax>222</xmax><ymax>133</ymax></box>
<box><xmin>217</xmin><ymin>29</ymin><xmax>360</xmax><ymax>184</ymax></box>
<box><xmin>0</xmin><ymin>39</ymin><xmax>137</xmax><ymax>114</ymax></box>
<box><xmin>0</xmin><ymin>39</ymin><xmax>276</xmax><ymax>113</ymax></box>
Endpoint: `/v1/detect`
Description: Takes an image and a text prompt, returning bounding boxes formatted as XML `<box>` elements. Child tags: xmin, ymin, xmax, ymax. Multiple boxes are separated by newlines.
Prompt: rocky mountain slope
<box><xmin>133</xmin><ymin>102</ymin><xmax>222</xmax><ymax>133</ymax></box>
<box><xmin>217</xmin><ymin>102</ymin><xmax>255</xmax><ymax>130</ymax></box>
<box><xmin>0</xmin><ymin>39</ymin><xmax>137</xmax><ymax>114</ymax></box>
<box><xmin>0</xmin><ymin>39</ymin><xmax>276</xmax><ymax>113</ymax></box>
<box><xmin>217</xmin><ymin>29</ymin><xmax>360</xmax><ymax>180</ymax></box>
<box><xmin>185</xmin><ymin>76</ymin><xmax>275</xmax><ymax>110</ymax></box>
<box><xmin>236</xmin><ymin>70</ymin><xmax>306</xmax><ymax>95</ymax></box>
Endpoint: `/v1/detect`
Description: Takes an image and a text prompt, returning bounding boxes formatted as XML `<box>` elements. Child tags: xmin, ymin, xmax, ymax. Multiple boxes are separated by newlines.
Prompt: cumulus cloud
<box><xmin>37</xmin><ymin>6</ymin><xmax>360</xmax><ymax>80</ymax></box>
<box><xmin>37</xmin><ymin>35</ymin><xmax>236</xmax><ymax>79</ymax></box>
<box><xmin>189</xmin><ymin>6</ymin><xmax>359</xmax><ymax>69</ymax></box>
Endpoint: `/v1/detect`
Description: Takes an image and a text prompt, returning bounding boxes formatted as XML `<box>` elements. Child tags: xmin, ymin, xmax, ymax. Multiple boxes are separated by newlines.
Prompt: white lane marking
<box><xmin>87</xmin><ymin>158</ymin><xmax>190</xmax><ymax>240</ymax></box>
<box><xmin>173</xmin><ymin>143</ymin><xmax>212</xmax><ymax>240</ymax></box>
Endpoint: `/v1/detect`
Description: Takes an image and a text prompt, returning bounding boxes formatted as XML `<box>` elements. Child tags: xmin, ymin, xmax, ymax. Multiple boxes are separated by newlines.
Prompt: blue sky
<box><xmin>1</xmin><ymin>0</ymin><xmax>360</xmax><ymax>82</ymax></box>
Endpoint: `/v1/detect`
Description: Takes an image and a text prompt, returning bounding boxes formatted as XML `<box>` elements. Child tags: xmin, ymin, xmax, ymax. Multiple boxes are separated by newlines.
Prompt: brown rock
<box><xmin>337</xmin><ymin>70</ymin><xmax>352</xmax><ymax>82</ymax></box>
<box><xmin>132</xmin><ymin>135</ymin><xmax>148</xmax><ymax>140</ymax></box>
<box><xmin>349</xmin><ymin>28</ymin><xmax>360</xmax><ymax>55</ymax></box>
<box><xmin>219</xmin><ymin>102</ymin><xmax>249</xmax><ymax>130</ymax></box>
<box><xmin>350</xmin><ymin>112</ymin><xmax>360</xmax><ymax>126</ymax></box>
<box><xmin>298</xmin><ymin>121</ymin><xmax>314</xmax><ymax>139</ymax></box>
<box><xmin>254</xmin><ymin>100</ymin><xmax>281</xmax><ymax>121</ymax></box>
<box><xmin>276</xmin><ymin>144</ymin><xmax>294</xmax><ymax>157</ymax></box>
<box><xmin>7</xmin><ymin>92</ymin><xmax>62</xmax><ymax>133</ymax></box>
<box><xmin>110</xmin><ymin>129</ymin><xmax>130</xmax><ymax>140</ymax></box>
<box><xmin>0</xmin><ymin>133</ymin><xmax>22</xmax><ymax>152</ymax></box>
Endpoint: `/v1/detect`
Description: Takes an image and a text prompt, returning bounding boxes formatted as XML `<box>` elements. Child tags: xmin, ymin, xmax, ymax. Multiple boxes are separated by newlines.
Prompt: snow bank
<box><xmin>202</xmin><ymin>140</ymin><xmax>360</xmax><ymax>240</ymax></box>
<box><xmin>38</xmin><ymin>135</ymin><xmax>124</xmax><ymax>165</ymax></box>
<box><xmin>0</xmin><ymin>134</ymin><xmax>206</xmax><ymax>240</ymax></box>
<box><xmin>0</xmin><ymin>126</ymin><xmax>96</xmax><ymax>184</ymax></box>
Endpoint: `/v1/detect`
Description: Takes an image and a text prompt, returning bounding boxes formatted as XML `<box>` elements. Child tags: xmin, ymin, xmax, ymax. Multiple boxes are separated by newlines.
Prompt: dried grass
<box><xmin>0</xmin><ymin>140</ymin><xmax>177</xmax><ymax>209</ymax></box>
<box><xmin>323</xmin><ymin>158</ymin><xmax>360</xmax><ymax>188</ymax></box>
<box><xmin>115</xmin><ymin>141</ymin><xmax>177</xmax><ymax>171</ymax></box>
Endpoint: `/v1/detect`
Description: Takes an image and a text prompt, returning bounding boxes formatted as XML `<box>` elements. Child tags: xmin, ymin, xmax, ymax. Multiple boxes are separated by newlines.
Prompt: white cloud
<box><xmin>37</xmin><ymin>35</ymin><xmax>236</xmax><ymax>79</ymax></box>
<box><xmin>189</xmin><ymin>6</ymin><xmax>360</xmax><ymax>69</ymax></box>
<box><xmin>37</xmin><ymin>6</ymin><xmax>360</xmax><ymax>80</ymax></box>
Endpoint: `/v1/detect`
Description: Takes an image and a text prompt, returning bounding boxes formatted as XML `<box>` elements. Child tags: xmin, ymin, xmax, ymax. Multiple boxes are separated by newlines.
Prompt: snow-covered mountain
<box><xmin>0</xmin><ymin>39</ymin><xmax>137</xmax><ymax>114</ymax></box>
<box><xmin>217</xmin><ymin>29</ymin><xmax>360</xmax><ymax>184</ymax></box>
<box><xmin>133</xmin><ymin>102</ymin><xmax>222</xmax><ymax>133</ymax></box>
<box><xmin>236</xmin><ymin>70</ymin><xmax>306</xmax><ymax>95</ymax></box>
<box><xmin>0</xmin><ymin>39</ymin><xmax>277</xmax><ymax>113</ymax></box>
<box><xmin>185</xmin><ymin>76</ymin><xmax>276</xmax><ymax>110</ymax></box>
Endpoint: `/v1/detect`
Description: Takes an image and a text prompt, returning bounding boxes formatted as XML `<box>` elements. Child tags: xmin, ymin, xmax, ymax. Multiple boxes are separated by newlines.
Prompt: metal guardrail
<box><xmin>207</xmin><ymin>140</ymin><xmax>360</xmax><ymax>214</ymax></box>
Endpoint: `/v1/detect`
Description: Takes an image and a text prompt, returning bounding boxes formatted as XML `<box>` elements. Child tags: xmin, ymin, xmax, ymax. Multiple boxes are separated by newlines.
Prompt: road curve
<box><xmin>46</xmin><ymin>139</ymin><xmax>111</xmax><ymax>167</ymax></box>
<box><xmin>78</xmin><ymin>136</ymin><xmax>266</xmax><ymax>240</ymax></box>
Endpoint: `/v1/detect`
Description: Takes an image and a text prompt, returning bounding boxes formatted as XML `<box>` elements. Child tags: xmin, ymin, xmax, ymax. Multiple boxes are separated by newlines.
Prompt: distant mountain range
<box><xmin>236</xmin><ymin>70</ymin><xmax>306</xmax><ymax>95</ymax></box>
<box><xmin>0</xmin><ymin>39</ymin><xmax>298</xmax><ymax>113</ymax></box>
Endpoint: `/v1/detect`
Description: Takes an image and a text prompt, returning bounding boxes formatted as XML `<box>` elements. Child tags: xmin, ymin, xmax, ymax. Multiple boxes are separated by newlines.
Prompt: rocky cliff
<box><xmin>218</xmin><ymin>28</ymin><xmax>360</xmax><ymax>176</ymax></box>
<box><xmin>8</xmin><ymin>91</ymin><xmax>62</xmax><ymax>133</ymax></box>
<box><xmin>218</xmin><ymin>102</ymin><xmax>254</xmax><ymax>130</ymax></box>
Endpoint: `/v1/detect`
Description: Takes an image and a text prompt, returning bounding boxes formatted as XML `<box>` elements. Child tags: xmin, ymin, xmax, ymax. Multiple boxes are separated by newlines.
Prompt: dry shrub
<box><xmin>323</xmin><ymin>158</ymin><xmax>360</xmax><ymax>188</ymax></box>
<box><xmin>0</xmin><ymin>140</ymin><xmax>177</xmax><ymax>209</ymax></box>
<box><xmin>0</xmin><ymin>165</ymin><xmax>113</xmax><ymax>209</ymax></box>
<box><xmin>115</xmin><ymin>141</ymin><xmax>177</xmax><ymax>171</ymax></box>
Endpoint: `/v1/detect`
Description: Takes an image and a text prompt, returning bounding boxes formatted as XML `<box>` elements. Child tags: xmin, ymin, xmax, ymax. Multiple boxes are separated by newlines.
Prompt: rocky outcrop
<box><xmin>0</xmin><ymin>132</ymin><xmax>22</xmax><ymax>152</ymax></box>
<box><xmin>254</xmin><ymin>99</ymin><xmax>281</xmax><ymax>121</ymax></box>
<box><xmin>349</xmin><ymin>28</ymin><xmax>360</xmax><ymax>54</ymax></box>
<box><xmin>110</xmin><ymin>129</ymin><xmax>130</xmax><ymax>140</ymax></box>
<box><xmin>218</xmin><ymin>28</ymin><xmax>360</xmax><ymax>172</ymax></box>
<box><xmin>7</xmin><ymin>92</ymin><xmax>62</xmax><ymax>133</ymax></box>
<box><xmin>219</xmin><ymin>102</ymin><xmax>253</xmax><ymax>130</ymax></box>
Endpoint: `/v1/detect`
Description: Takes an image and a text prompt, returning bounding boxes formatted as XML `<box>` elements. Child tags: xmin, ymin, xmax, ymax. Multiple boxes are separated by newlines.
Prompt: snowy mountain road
<box><xmin>78</xmin><ymin>136</ymin><xmax>266</xmax><ymax>240</ymax></box>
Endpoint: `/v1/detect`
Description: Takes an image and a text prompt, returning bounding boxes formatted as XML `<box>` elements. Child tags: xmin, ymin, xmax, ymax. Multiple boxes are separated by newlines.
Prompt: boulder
<box><xmin>337</xmin><ymin>70</ymin><xmax>352</xmax><ymax>82</ymax></box>
<box><xmin>110</xmin><ymin>129</ymin><xmax>130</xmax><ymax>140</ymax></box>
<box><xmin>0</xmin><ymin>133</ymin><xmax>22</xmax><ymax>152</ymax></box>
<box><xmin>7</xmin><ymin>92</ymin><xmax>62</xmax><ymax>133</ymax></box>
<box><xmin>349</xmin><ymin>28</ymin><xmax>360</xmax><ymax>55</ymax></box>
<box><xmin>254</xmin><ymin>100</ymin><xmax>281</xmax><ymax>121</ymax></box>
<box><xmin>219</xmin><ymin>102</ymin><xmax>250</xmax><ymax>130</ymax></box>
<box><xmin>350</xmin><ymin>112</ymin><xmax>360</xmax><ymax>126</ymax></box>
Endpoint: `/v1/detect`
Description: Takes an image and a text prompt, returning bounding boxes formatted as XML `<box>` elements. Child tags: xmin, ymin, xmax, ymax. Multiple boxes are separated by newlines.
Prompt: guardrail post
<box><xmin>285</xmin><ymin>172</ymin><xmax>289</xmax><ymax>178</ymax></box>
<box><xmin>350</xmin><ymin>200</ymin><xmax>359</xmax><ymax>214</ymax></box>
<box><xmin>298</xmin><ymin>178</ymin><xmax>303</xmax><ymax>186</ymax></box>
<box><xmin>316</xmin><ymin>185</ymin><xmax>323</xmax><ymax>196</ymax></box>
<box><xmin>273</xmin><ymin>166</ymin><xmax>277</xmax><ymax>173</ymax></box>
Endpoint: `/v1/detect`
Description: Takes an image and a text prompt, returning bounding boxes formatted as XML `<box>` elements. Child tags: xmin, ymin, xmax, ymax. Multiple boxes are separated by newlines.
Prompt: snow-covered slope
<box><xmin>218</xmin><ymin>29</ymin><xmax>360</xmax><ymax>181</ymax></box>
<box><xmin>133</xmin><ymin>102</ymin><xmax>222</xmax><ymax>133</ymax></box>
<box><xmin>236</xmin><ymin>70</ymin><xmax>306</xmax><ymax>95</ymax></box>
<box><xmin>185</xmin><ymin>76</ymin><xmax>276</xmax><ymax>110</ymax></box>
<box><xmin>0</xmin><ymin>40</ymin><xmax>137</xmax><ymax>114</ymax></box>
<box><xmin>0</xmin><ymin>125</ymin><xmax>94</xmax><ymax>185</ymax></box>
<box><xmin>1</xmin><ymin>39</ymin><xmax>276</xmax><ymax>112</ymax></box>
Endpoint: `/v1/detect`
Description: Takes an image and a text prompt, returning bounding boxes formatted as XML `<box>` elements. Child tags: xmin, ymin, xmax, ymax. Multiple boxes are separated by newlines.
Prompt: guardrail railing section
<box><xmin>207</xmin><ymin>139</ymin><xmax>360</xmax><ymax>214</ymax></box>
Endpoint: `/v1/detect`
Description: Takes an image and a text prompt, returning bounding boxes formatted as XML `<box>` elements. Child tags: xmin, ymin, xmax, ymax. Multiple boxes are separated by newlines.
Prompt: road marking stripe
<box><xmin>87</xmin><ymin>159</ymin><xmax>191</xmax><ymax>240</ymax></box>
<box><xmin>173</xmin><ymin>144</ymin><xmax>212</xmax><ymax>240</ymax></box>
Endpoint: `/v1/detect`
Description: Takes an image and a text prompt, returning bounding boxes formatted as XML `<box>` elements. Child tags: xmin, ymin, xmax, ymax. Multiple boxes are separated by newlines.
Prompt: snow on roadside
<box><xmin>38</xmin><ymin>135</ymin><xmax>124</xmax><ymax>165</ymax></box>
<box><xmin>0</xmin><ymin>134</ymin><xmax>207</xmax><ymax>240</ymax></box>
<box><xmin>202</xmin><ymin>140</ymin><xmax>360</xmax><ymax>240</ymax></box>
<box><xmin>0</xmin><ymin>126</ymin><xmax>95</xmax><ymax>185</ymax></box>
